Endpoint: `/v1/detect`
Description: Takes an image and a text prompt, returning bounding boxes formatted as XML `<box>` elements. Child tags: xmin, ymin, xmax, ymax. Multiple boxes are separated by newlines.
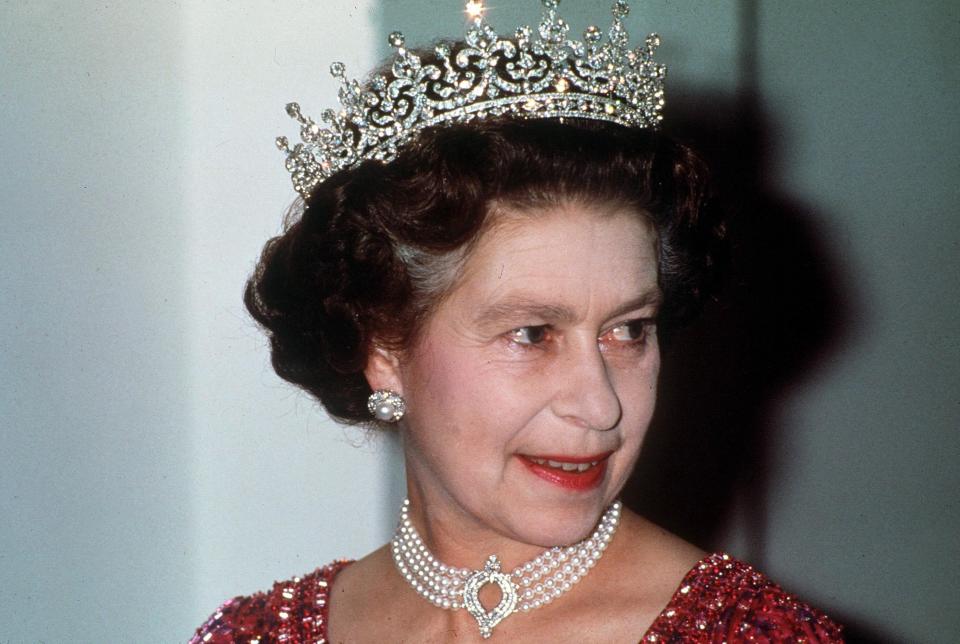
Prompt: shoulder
<box><xmin>644</xmin><ymin>552</ymin><xmax>844</xmax><ymax>643</ymax></box>
<box><xmin>189</xmin><ymin>560</ymin><xmax>352</xmax><ymax>644</ymax></box>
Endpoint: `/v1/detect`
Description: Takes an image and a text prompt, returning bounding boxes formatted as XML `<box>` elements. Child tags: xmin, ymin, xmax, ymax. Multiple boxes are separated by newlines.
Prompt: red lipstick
<box><xmin>518</xmin><ymin>453</ymin><xmax>611</xmax><ymax>491</ymax></box>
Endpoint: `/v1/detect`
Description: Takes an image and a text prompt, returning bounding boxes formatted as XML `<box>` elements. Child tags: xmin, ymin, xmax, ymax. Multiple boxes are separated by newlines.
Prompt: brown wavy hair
<box><xmin>245</xmin><ymin>117</ymin><xmax>723</xmax><ymax>424</ymax></box>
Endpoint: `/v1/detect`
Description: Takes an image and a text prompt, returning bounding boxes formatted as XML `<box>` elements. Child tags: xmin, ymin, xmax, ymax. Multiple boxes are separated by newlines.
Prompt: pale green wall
<box><xmin>1</xmin><ymin>1</ymin><xmax>398</xmax><ymax>640</ymax></box>
<box><xmin>751</xmin><ymin>3</ymin><xmax>960</xmax><ymax>642</ymax></box>
<box><xmin>1</xmin><ymin>2</ymin><xmax>197</xmax><ymax>636</ymax></box>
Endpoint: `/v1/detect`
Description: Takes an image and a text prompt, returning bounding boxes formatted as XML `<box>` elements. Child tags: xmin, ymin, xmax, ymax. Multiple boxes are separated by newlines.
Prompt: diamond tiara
<box><xmin>276</xmin><ymin>0</ymin><xmax>666</xmax><ymax>197</ymax></box>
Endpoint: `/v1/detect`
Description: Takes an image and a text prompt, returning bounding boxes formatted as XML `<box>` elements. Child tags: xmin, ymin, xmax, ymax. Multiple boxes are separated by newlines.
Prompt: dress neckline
<box><xmin>319</xmin><ymin>552</ymin><xmax>731</xmax><ymax>641</ymax></box>
<box><xmin>191</xmin><ymin>551</ymin><xmax>842</xmax><ymax>641</ymax></box>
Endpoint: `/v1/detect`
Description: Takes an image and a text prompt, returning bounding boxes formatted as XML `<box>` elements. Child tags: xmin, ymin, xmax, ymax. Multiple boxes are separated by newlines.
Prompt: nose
<box><xmin>551</xmin><ymin>336</ymin><xmax>622</xmax><ymax>431</ymax></box>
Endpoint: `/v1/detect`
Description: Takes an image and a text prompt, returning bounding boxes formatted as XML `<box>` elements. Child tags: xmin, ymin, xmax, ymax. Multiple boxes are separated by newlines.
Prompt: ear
<box><xmin>364</xmin><ymin>343</ymin><xmax>403</xmax><ymax>394</ymax></box>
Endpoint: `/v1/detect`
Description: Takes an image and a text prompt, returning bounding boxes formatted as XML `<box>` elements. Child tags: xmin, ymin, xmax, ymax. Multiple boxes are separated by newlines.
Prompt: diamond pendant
<box><xmin>462</xmin><ymin>555</ymin><xmax>518</xmax><ymax>639</ymax></box>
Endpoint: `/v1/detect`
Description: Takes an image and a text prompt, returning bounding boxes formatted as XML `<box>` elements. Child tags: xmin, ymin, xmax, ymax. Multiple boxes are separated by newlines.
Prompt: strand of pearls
<box><xmin>390</xmin><ymin>499</ymin><xmax>621</xmax><ymax>614</ymax></box>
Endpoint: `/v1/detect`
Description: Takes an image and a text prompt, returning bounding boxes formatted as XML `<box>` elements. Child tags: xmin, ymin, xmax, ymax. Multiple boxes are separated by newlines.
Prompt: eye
<box><xmin>507</xmin><ymin>325</ymin><xmax>549</xmax><ymax>346</ymax></box>
<box><xmin>604</xmin><ymin>319</ymin><xmax>653</xmax><ymax>346</ymax></box>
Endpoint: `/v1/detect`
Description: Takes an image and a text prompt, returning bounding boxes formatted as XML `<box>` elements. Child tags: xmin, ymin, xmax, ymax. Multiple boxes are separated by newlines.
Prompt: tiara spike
<box><xmin>329</xmin><ymin>62</ymin><xmax>347</xmax><ymax>78</ymax></box>
<box><xmin>279</xmin><ymin>0</ymin><xmax>666</xmax><ymax>196</ymax></box>
<box><xmin>388</xmin><ymin>31</ymin><xmax>406</xmax><ymax>49</ymax></box>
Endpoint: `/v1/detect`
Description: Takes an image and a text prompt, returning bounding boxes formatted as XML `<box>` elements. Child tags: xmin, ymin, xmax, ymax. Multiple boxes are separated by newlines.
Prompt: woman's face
<box><xmin>393</xmin><ymin>200</ymin><xmax>661</xmax><ymax>549</ymax></box>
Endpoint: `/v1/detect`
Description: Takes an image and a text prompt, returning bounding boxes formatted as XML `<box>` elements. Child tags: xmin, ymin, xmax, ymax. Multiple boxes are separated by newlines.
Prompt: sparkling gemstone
<box><xmin>465</xmin><ymin>0</ymin><xmax>484</xmax><ymax>18</ymax></box>
<box><xmin>388</xmin><ymin>31</ymin><xmax>405</xmax><ymax>47</ymax></box>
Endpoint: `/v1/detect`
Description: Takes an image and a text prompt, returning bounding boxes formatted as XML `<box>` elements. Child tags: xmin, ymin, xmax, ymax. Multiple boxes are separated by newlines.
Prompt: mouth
<box><xmin>518</xmin><ymin>452</ymin><xmax>612</xmax><ymax>491</ymax></box>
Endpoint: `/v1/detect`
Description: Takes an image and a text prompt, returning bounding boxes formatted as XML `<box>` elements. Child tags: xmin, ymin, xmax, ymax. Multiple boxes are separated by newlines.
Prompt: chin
<box><xmin>510</xmin><ymin>494</ymin><xmax>615</xmax><ymax>547</ymax></box>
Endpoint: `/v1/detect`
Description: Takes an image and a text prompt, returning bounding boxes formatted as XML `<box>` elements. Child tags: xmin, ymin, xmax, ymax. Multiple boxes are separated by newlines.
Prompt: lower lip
<box><xmin>518</xmin><ymin>456</ymin><xmax>608</xmax><ymax>491</ymax></box>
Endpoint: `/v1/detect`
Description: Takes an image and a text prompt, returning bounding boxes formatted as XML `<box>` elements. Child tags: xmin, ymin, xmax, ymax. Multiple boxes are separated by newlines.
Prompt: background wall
<box><xmin>1</xmin><ymin>1</ymin><xmax>956</xmax><ymax>642</ymax></box>
<box><xmin>1</xmin><ymin>0</ymin><xmax>400</xmax><ymax>639</ymax></box>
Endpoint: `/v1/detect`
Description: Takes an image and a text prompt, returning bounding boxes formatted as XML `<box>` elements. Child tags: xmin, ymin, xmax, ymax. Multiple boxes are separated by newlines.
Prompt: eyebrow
<box><xmin>473</xmin><ymin>290</ymin><xmax>663</xmax><ymax>328</ymax></box>
<box><xmin>607</xmin><ymin>290</ymin><xmax>663</xmax><ymax>319</ymax></box>
<box><xmin>474</xmin><ymin>299</ymin><xmax>577</xmax><ymax>327</ymax></box>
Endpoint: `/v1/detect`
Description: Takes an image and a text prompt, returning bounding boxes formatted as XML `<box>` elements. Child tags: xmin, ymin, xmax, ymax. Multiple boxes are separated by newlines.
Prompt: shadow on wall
<box><xmin>621</xmin><ymin>87</ymin><xmax>891</xmax><ymax>644</ymax></box>
<box><xmin>622</xmin><ymin>88</ymin><xmax>849</xmax><ymax>555</ymax></box>
<box><xmin>624</xmin><ymin>3</ymin><xmax>895</xmax><ymax>642</ymax></box>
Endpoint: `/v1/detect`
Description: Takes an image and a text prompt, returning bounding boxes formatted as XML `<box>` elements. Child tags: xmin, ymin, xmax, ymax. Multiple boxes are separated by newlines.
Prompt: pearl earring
<box><xmin>367</xmin><ymin>389</ymin><xmax>406</xmax><ymax>423</ymax></box>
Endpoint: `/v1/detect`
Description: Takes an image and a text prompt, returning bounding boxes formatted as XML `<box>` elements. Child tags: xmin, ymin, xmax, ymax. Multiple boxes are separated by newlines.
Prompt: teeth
<box><xmin>529</xmin><ymin>457</ymin><xmax>601</xmax><ymax>472</ymax></box>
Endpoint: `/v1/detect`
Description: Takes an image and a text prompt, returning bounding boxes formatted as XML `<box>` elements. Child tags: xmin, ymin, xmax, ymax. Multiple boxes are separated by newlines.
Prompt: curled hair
<box><xmin>245</xmin><ymin>118</ymin><xmax>724</xmax><ymax>424</ymax></box>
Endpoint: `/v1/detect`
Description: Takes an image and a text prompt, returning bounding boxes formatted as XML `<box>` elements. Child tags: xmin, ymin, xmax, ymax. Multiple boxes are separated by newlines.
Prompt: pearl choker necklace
<box><xmin>390</xmin><ymin>498</ymin><xmax>622</xmax><ymax>639</ymax></box>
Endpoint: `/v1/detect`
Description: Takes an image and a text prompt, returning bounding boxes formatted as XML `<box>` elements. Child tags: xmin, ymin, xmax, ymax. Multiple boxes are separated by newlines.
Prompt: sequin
<box><xmin>189</xmin><ymin>560</ymin><xmax>350</xmax><ymax>644</ymax></box>
<box><xmin>190</xmin><ymin>553</ymin><xmax>843</xmax><ymax>642</ymax></box>
<box><xmin>643</xmin><ymin>553</ymin><xmax>844</xmax><ymax>643</ymax></box>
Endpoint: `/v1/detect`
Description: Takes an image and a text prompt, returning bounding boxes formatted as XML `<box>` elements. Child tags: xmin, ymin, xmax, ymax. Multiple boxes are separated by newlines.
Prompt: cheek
<box><xmin>400</xmin><ymin>343</ymin><xmax>466</xmax><ymax>432</ymax></box>
<box><xmin>614</xmin><ymin>347</ymin><xmax>660</xmax><ymax>434</ymax></box>
<box><xmin>401</xmin><ymin>340</ymin><xmax>549</xmax><ymax>452</ymax></box>
<box><xmin>401</xmin><ymin>341</ymin><xmax>498</xmax><ymax>443</ymax></box>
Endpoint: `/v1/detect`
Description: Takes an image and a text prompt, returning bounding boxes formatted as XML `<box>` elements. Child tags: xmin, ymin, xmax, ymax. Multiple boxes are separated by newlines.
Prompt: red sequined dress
<box><xmin>190</xmin><ymin>552</ymin><xmax>843</xmax><ymax>642</ymax></box>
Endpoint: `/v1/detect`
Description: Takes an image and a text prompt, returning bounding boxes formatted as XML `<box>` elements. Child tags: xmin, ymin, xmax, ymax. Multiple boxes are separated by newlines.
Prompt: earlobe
<box><xmin>364</xmin><ymin>344</ymin><xmax>403</xmax><ymax>395</ymax></box>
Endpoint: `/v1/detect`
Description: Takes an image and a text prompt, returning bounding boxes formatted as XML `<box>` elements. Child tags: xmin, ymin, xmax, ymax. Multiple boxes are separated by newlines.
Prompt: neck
<box><xmin>410</xmin><ymin>505</ymin><xmax>548</xmax><ymax>572</ymax></box>
<box><xmin>391</xmin><ymin>492</ymin><xmax>622</xmax><ymax>628</ymax></box>
<box><xmin>404</xmin><ymin>478</ymin><xmax>563</xmax><ymax>572</ymax></box>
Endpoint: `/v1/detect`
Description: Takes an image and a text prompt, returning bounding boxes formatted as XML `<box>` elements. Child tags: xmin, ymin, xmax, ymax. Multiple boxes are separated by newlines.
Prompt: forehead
<box><xmin>448</xmin><ymin>200</ymin><xmax>659</xmax><ymax>312</ymax></box>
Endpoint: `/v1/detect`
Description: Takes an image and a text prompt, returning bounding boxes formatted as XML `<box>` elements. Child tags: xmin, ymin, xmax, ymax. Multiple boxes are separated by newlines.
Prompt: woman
<box><xmin>193</xmin><ymin>2</ymin><xmax>842</xmax><ymax>641</ymax></box>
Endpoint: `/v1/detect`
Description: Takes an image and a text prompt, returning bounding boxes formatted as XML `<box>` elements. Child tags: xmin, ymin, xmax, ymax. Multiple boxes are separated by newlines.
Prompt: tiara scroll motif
<box><xmin>276</xmin><ymin>0</ymin><xmax>666</xmax><ymax>197</ymax></box>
